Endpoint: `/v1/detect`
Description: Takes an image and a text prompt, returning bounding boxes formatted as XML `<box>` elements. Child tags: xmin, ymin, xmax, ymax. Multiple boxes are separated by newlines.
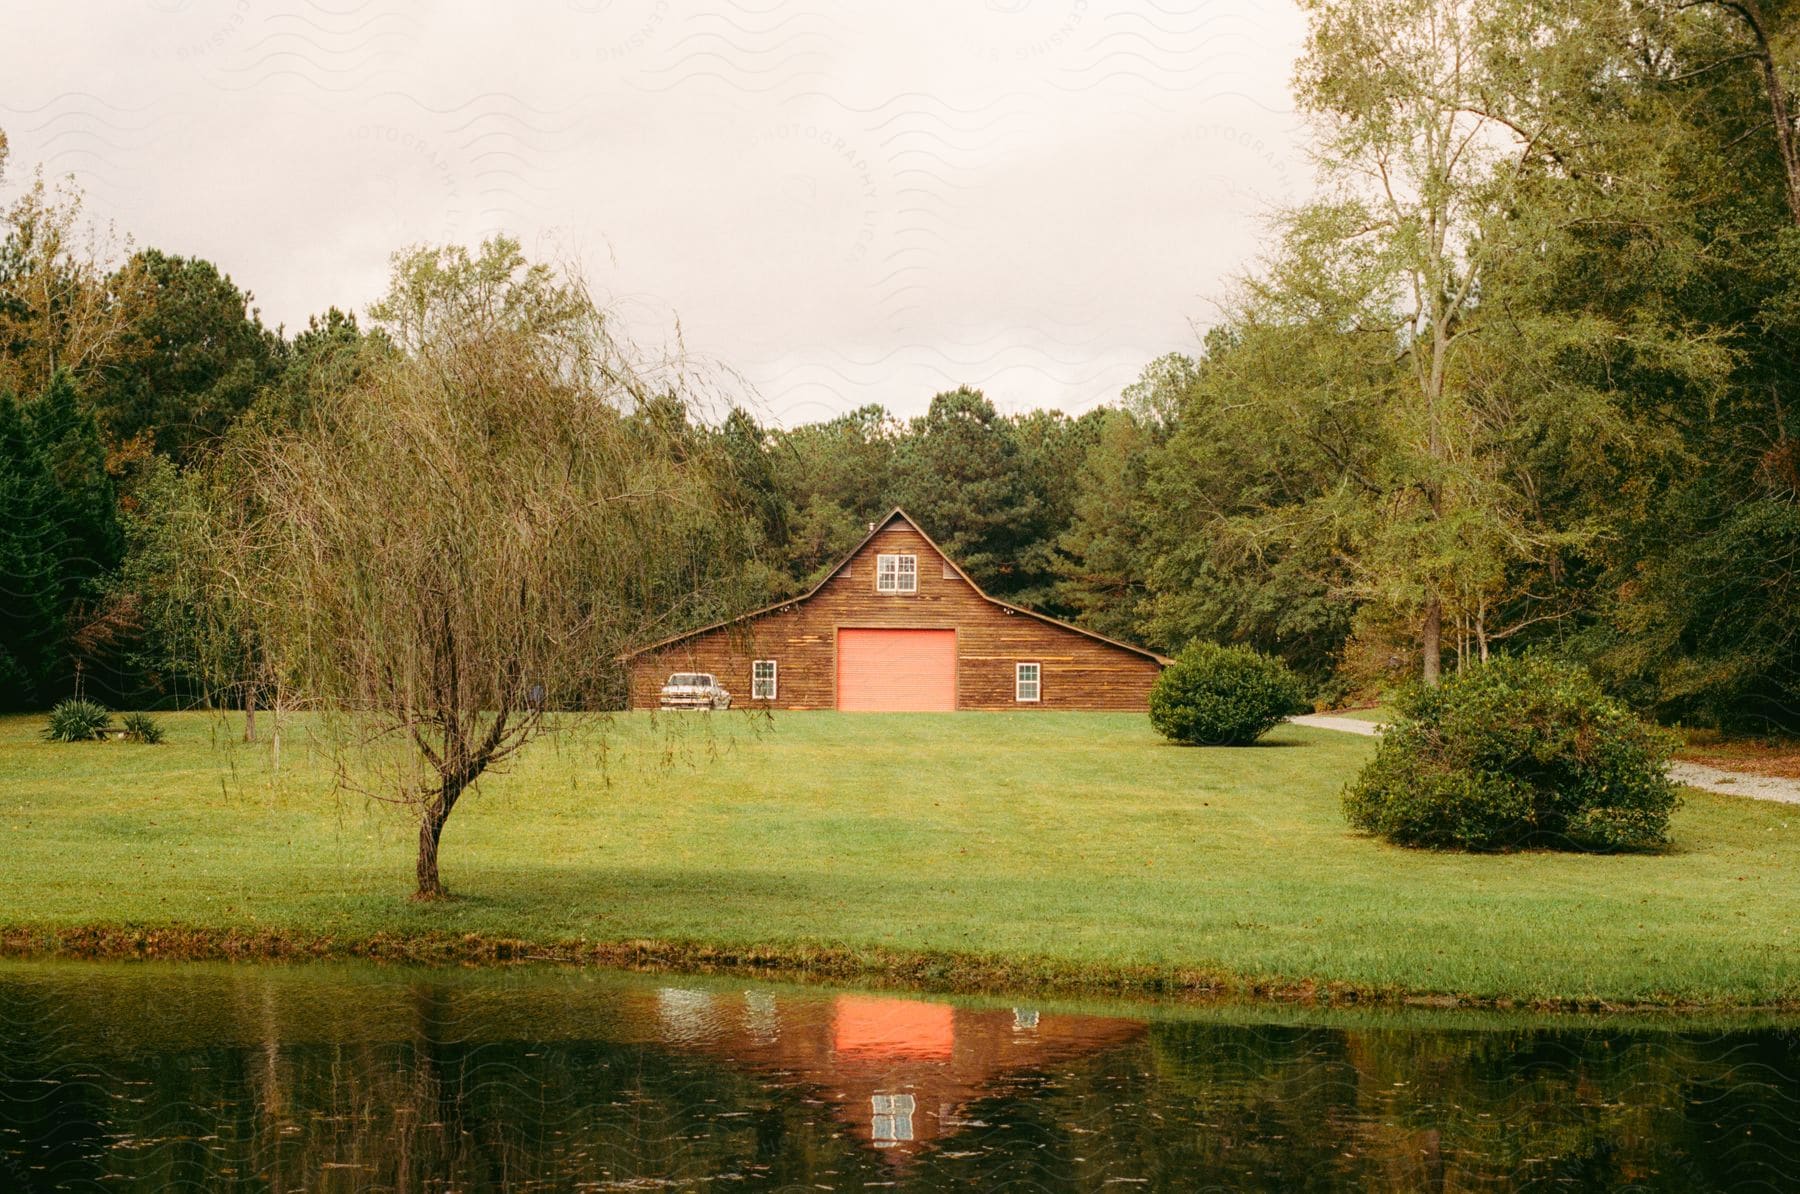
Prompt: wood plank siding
<box><xmin>626</xmin><ymin>510</ymin><xmax>1167</xmax><ymax>711</ymax></box>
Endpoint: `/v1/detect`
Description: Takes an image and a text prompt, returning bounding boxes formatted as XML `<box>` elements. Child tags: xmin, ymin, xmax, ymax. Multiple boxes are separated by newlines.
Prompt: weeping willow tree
<box><xmin>206</xmin><ymin>238</ymin><xmax>754</xmax><ymax>898</ymax></box>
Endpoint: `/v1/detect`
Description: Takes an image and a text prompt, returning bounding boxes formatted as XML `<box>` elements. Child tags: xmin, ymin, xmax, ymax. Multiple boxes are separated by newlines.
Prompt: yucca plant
<box><xmin>44</xmin><ymin>699</ymin><xmax>113</xmax><ymax>742</ymax></box>
<box><xmin>120</xmin><ymin>711</ymin><xmax>166</xmax><ymax>744</ymax></box>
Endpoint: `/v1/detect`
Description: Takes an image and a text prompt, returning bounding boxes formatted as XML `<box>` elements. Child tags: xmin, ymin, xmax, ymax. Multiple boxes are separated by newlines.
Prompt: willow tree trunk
<box><xmin>1421</xmin><ymin>597</ymin><xmax>1443</xmax><ymax>686</ymax></box>
<box><xmin>416</xmin><ymin>807</ymin><xmax>448</xmax><ymax>900</ymax></box>
<box><xmin>414</xmin><ymin>775</ymin><xmax>470</xmax><ymax>900</ymax></box>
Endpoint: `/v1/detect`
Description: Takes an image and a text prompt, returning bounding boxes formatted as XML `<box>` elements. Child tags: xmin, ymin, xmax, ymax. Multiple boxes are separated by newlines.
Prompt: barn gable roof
<box><xmin>625</xmin><ymin>508</ymin><xmax>1172</xmax><ymax>665</ymax></box>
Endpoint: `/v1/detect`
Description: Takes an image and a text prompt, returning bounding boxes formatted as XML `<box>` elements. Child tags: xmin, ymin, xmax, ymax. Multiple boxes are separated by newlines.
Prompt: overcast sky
<box><xmin>4</xmin><ymin>1</ymin><xmax>1312</xmax><ymax>424</ymax></box>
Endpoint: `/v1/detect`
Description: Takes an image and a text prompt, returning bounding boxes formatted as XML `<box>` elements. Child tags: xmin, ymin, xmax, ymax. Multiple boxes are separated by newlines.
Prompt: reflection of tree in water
<box><xmin>1338</xmin><ymin>1026</ymin><xmax>1800</xmax><ymax>1190</ymax></box>
<box><xmin>1</xmin><ymin>968</ymin><xmax>1798</xmax><ymax>1190</ymax></box>
<box><xmin>1</xmin><ymin>1032</ymin><xmax>869</xmax><ymax>1187</ymax></box>
<box><xmin>891</xmin><ymin>1023</ymin><xmax>1365</xmax><ymax>1189</ymax></box>
<box><xmin>909</xmin><ymin>1023</ymin><xmax>1800</xmax><ymax>1192</ymax></box>
<box><xmin>841</xmin><ymin>1022</ymin><xmax>1800</xmax><ymax>1190</ymax></box>
<box><xmin>227</xmin><ymin>995</ymin><xmax>900</xmax><ymax>1189</ymax></box>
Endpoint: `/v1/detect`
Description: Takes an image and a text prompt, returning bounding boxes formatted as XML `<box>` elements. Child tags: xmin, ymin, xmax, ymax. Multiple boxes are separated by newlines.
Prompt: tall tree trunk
<box><xmin>270</xmin><ymin>686</ymin><xmax>283</xmax><ymax>778</ymax></box>
<box><xmin>243</xmin><ymin>687</ymin><xmax>257</xmax><ymax>743</ymax></box>
<box><xmin>1422</xmin><ymin>596</ymin><xmax>1443</xmax><ymax>686</ymax></box>
<box><xmin>1720</xmin><ymin>1</ymin><xmax>1800</xmax><ymax>224</ymax></box>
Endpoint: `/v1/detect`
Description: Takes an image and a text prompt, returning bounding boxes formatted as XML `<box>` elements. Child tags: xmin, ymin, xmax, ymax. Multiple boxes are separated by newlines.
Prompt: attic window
<box><xmin>942</xmin><ymin>559</ymin><xmax>958</xmax><ymax>580</ymax></box>
<box><xmin>876</xmin><ymin>554</ymin><xmax>917</xmax><ymax>594</ymax></box>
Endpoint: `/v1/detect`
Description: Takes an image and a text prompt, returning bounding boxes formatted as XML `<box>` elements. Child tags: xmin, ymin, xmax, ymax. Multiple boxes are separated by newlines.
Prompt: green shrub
<box><xmin>44</xmin><ymin>699</ymin><xmax>112</xmax><ymax>743</ymax></box>
<box><xmin>120</xmin><ymin>711</ymin><xmax>166</xmax><ymax>744</ymax></box>
<box><xmin>1343</xmin><ymin>656</ymin><xmax>1679</xmax><ymax>852</ymax></box>
<box><xmin>1149</xmin><ymin>642</ymin><xmax>1308</xmax><ymax>746</ymax></box>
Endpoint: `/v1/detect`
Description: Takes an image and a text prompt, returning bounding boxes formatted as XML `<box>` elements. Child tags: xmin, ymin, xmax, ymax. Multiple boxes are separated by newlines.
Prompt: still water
<box><xmin>0</xmin><ymin>961</ymin><xmax>1796</xmax><ymax>1191</ymax></box>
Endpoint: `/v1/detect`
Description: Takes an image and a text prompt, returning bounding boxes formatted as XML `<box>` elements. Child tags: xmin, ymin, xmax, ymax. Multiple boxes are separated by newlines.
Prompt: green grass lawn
<box><xmin>2</xmin><ymin>711</ymin><xmax>1796</xmax><ymax>1007</ymax></box>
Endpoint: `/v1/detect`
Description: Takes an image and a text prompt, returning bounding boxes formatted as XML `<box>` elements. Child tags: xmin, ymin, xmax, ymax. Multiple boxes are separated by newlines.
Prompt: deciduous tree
<box><xmin>207</xmin><ymin>239</ymin><xmax>756</xmax><ymax>898</ymax></box>
<box><xmin>0</xmin><ymin>166</ymin><xmax>148</xmax><ymax>400</ymax></box>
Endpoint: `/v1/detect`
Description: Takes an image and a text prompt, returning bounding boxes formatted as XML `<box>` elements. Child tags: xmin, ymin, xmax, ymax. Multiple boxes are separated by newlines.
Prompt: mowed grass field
<box><xmin>1</xmin><ymin>711</ymin><xmax>1796</xmax><ymax>1007</ymax></box>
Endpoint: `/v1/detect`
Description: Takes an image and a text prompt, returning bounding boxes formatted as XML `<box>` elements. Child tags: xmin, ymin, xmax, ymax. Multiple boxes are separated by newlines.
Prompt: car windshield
<box><xmin>669</xmin><ymin>674</ymin><xmax>711</xmax><ymax>687</ymax></box>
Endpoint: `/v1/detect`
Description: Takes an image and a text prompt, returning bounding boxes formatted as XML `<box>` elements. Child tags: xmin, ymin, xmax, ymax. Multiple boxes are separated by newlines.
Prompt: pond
<box><xmin>0</xmin><ymin>961</ymin><xmax>1796</xmax><ymax>1191</ymax></box>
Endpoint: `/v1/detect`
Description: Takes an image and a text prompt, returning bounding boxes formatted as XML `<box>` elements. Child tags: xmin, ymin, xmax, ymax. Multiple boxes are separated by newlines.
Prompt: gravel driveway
<box><xmin>1288</xmin><ymin>715</ymin><xmax>1800</xmax><ymax>806</ymax></box>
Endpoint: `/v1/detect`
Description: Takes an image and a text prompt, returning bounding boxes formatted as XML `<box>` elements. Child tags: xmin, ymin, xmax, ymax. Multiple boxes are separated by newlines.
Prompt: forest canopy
<box><xmin>2</xmin><ymin>0</ymin><xmax>1797</xmax><ymax>731</ymax></box>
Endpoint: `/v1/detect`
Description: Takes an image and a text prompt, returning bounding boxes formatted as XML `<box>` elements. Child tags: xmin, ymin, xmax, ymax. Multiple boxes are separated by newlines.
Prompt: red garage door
<box><xmin>837</xmin><ymin>629</ymin><xmax>956</xmax><ymax>711</ymax></box>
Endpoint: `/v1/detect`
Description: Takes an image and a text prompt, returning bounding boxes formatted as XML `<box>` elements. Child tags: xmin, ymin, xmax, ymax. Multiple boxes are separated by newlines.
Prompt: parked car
<box><xmin>659</xmin><ymin>672</ymin><xmax>732</xmax><ymax>711</ymax></box>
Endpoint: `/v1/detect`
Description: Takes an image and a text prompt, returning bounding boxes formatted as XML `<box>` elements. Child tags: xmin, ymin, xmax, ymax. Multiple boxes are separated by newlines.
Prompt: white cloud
<box><xmin>4</xmin><ymin>0</ymin><xmax>1313</xmax><ymax>422</ymax></box>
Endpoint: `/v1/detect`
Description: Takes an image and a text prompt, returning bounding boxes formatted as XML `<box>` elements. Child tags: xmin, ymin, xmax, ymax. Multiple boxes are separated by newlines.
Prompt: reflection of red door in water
<box><xmin>836</xmin><ymin>629</ymin><xmax>956</xmax><ymax>711</ymax></box>
<box><xmin>833</xmin><ymin>996</ymin><xmax>954</xmax><ymax>1060</ymax></box>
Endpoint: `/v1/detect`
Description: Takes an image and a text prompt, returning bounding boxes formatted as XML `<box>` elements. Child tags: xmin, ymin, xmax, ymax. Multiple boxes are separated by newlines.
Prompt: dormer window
<box><xmin>876</xmin><ymin>554</ymin><xmax>917</xmax><ymax>594</ymax></box>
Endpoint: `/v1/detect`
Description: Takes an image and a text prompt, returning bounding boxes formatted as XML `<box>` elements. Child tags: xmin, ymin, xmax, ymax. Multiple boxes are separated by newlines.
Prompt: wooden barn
<box><xmin>626</xmin><ymin>509</ymin><xmax>1169</xmax><ymax>711</ymax></box>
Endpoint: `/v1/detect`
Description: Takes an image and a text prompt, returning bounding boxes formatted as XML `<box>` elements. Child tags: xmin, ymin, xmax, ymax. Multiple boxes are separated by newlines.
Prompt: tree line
<box><xmin>3</xmin><ymin>0</ymin><xmax>1798</xmax><ymax>733</ymax></box>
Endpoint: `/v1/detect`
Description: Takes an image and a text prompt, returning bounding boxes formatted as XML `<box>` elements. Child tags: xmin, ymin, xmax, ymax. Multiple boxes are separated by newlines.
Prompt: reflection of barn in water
<box><xmin>645</xmin><ymin>986</ymin><xmax>1146</xmax><ymax>1159</ymax></box>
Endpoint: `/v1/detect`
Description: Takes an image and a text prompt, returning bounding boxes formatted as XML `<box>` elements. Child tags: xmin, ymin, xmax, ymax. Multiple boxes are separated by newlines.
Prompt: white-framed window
<box><xmin>1015</xmin><ymin>662</ymin><xmax>1041</xmax><ymax>703</ymax></box>
<box><xmin>876</xmin><ymin>553</ymin><xmax>917</xmax><ymax>594</ymax></box>
<box><xmin>751</xmin><ymin>659</ymin><xmax>778</xmax><ymax>700</ymax></box>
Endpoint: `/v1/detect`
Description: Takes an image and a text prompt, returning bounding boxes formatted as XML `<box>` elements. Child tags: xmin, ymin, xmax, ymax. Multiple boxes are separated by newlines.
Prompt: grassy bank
<box><xmin>2</xmin><ymin>711</ymin><xmax>1796</xmax><ymax>1008</ymax></box>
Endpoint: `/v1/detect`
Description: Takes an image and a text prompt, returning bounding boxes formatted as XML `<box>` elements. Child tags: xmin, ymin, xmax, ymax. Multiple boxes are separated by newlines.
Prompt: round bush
<box><xmin>44</xmin><ymin>699</ymin><xmax>112</xmax><ymax>743</ymax></box>
<box><xmin>1342</xmin><ymin>656</ymin><xmax>1679</xmax><ymax>852</ymax></box>
<box><xmin>1149</xmin><ymin>642</ymin><xmax>1308</xmax><ymax>746</ymax></box>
